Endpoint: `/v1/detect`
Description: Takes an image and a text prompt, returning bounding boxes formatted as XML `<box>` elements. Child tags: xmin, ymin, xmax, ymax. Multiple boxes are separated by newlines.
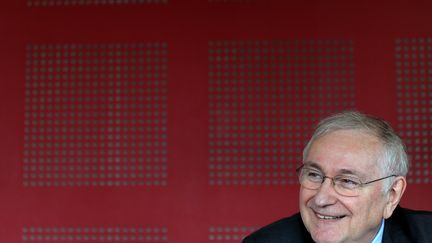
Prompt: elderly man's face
<box><xmin>299</xmin><ymin>130</ymin><xmax>391</xmax><ymax>243</ymax></box>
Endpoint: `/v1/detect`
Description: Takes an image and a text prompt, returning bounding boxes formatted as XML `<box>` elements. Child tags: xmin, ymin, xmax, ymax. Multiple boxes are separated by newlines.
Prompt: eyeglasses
<box><xmin>296</xmin><ymin>165</ymin><xmax>397</xmax><ymax>197</ymax></box>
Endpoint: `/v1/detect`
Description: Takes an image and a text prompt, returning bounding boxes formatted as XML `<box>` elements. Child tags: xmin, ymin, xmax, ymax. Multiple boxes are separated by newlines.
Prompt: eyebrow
<box><xmin>303</xmin><ymin>161</ymin><xmax>365</xmax><ymax>178</ymax></box>
<box><xmin>339</xmin><ymin>168</ymin><xmax>360</xmax><ymax>176</ymax></box>
<box><xmin>303</xmin><ymin>161</ymin><xmax>323</xmax><ymax>171</ymax></box>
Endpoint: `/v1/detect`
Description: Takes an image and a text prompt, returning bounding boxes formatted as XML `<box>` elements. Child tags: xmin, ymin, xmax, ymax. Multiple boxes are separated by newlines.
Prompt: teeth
<box><xmin>316</xmin><ymin>214</ymin><xmax>344</xmax><ymax>220</ymax></box>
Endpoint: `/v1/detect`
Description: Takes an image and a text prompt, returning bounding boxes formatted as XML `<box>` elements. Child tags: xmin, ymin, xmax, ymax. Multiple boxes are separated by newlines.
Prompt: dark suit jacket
<box><xmin>242</xmin><ymin>206</ymin><xmax>432</xmax><ymax>243</ymax></box>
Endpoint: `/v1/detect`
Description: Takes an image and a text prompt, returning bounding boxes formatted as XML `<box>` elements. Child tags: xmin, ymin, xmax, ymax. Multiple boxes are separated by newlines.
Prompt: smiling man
<box><xmin>243</xmin><ymin>111</ymin><xmax>432</xmax><ymax>243</ymax></box>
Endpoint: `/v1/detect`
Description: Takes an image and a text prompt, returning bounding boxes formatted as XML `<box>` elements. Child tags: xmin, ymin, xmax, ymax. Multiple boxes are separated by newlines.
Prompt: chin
<box><xmin>309</xmin><ymin>225</ymin><xmax>346</xmax><ymax>243</ymax></box>
<box><xmin>311</xmin><ymin>233</ymin><xmax>343</xmax><ymax>243</ymax></box>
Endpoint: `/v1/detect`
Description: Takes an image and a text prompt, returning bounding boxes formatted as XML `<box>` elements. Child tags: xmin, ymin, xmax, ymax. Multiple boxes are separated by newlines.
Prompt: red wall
<box><xmin>0</xmin><ymin>1</ymin><xmax>431</xmax><ymax>242</ymax></box>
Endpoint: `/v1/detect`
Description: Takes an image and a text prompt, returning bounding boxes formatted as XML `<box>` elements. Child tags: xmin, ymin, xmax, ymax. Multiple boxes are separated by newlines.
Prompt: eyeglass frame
<box><xmin>296</xmin><ymin>164</ymin><xmax>398</xmax><ymax>197</ymax></box>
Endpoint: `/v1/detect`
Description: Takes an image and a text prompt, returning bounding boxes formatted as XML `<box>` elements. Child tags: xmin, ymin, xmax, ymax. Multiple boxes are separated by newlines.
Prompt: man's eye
<box><xmin>338</xmin><ymin>177</ymin><xmax>360</xmax><ymax>188</ymax></box>
<box><xmin>306</xmin><ymin>171</ymin><xmax>322</xmax><ymax>180</ymax></box>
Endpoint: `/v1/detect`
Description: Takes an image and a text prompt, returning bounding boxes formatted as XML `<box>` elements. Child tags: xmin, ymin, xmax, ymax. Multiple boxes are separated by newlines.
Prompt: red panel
<box><xmin>0</xmin><ymin>1</ymin><xmax>431</xmax><ymax>242</ymax></box>
<box><xmin>24</xmin><ymin>43</ymin><xmax>168</xmax><ymax>187</ymax></box>
<box><xmin>208</xmin><ymin>40</ymin><xmax>355</xmax><ymax>186</ymax></box>
<box><xmin>395</xmin><ymin>38</ymin><xmax>432</xmax><ymax>184</ymax></box>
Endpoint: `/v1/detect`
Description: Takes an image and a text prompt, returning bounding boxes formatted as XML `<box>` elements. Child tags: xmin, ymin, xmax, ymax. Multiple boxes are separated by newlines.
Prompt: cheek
<box><xmin>299</xmin><ymin>187</ymin><xmax>306</xmax><ymax>203</ymax></box>
<box><xmin>345</xmin><ymin>193</ymin><xmax>385</xmax><ymax>224</ymax></box>
<box><xmin>299</xmin><ymin>187</ymin><xmax>314</xmax><ymax>208</ymax></box>
<box><xmin>299</xmin><ymin>188</ymin><xmax>312</xmax><ymax>225</ymax></box>
<box><xmin>360</xmin><ymin>192</ymin><xmax>387</xmax><ymax>218</ymax></box>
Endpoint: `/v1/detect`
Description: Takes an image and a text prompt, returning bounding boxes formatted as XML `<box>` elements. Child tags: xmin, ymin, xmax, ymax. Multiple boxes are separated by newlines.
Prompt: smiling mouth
<box><xmin>316</xmin><ymin>213</ymin><xmax>346</xmax><ymax>220</ymax></box>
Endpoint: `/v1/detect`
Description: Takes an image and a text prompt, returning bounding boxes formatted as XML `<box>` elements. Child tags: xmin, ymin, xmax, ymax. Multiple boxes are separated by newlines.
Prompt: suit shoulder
<box><xmin>384</xmin><ymin>206</ymin><xmax>432</xmax><ymax>243</ymax></box>
<box><xmin>254</xmin><ymin>213</ymin><xmax>304</xmax><ymax>233</ymax></box>
<box><xmin>400</xmin><ymin>207</ymin><xmax>432</xmax><ymax>229</ymax></box>
<box><xmin>393</xmin><ymin>206</ymin><xmax>432</xmax><ymax>224</ymax></box>
<box><xmin>243</xmin><ymin>213</ymin><xmax>313</xmax><ymax>243</ymax></box>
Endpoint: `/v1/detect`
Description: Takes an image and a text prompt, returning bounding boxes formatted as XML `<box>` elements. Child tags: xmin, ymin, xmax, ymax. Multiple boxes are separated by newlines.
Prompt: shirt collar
<box><xmin>371</xmin><ymin>219</ymin><xmax>385</xmax><ymax>243</ymax></box>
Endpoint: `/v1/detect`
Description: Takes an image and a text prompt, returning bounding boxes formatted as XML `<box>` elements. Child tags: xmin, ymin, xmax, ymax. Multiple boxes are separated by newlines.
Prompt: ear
<box><xmin>383</xmin><ymin>176</ymin><xmax>407</xmax><ymax>219</ymax></box>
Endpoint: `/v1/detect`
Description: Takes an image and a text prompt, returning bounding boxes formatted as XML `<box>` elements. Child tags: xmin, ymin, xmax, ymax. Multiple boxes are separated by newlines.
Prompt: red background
<box><xmin>0</xmin><ymin>1</ymin><xmax>431</xmax><ymax>242</ymax></box>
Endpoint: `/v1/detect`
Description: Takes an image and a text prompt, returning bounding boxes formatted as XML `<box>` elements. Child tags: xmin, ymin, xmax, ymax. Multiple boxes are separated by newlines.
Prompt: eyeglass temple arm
<box><xmin>363</xmin><ymin>175</ymin><xmax>397</xmax><ymax>185</ymax></box>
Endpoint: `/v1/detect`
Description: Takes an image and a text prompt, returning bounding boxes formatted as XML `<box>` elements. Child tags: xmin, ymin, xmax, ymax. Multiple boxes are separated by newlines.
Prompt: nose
<box><xmin>311</xmin><ymin>177</ymin><xmax>338</xmax><ymax>207</ymax></box>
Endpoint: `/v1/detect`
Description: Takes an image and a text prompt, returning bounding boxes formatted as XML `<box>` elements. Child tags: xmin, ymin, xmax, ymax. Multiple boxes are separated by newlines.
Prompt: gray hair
<box><xmin>303</xmin><ymin>111</ymin><xmax>409</xmax><ymax>190</ymax></box>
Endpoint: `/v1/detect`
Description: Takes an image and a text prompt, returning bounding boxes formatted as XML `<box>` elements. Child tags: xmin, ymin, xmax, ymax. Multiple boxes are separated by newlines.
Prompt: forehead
<box><xmin>305</xmin><ymin>130</ymin><xmax>383</xmax><ymax>176</ymax></box>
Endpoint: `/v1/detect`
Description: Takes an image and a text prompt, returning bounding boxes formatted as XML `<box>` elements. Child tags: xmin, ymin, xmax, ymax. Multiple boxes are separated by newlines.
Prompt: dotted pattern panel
<box><xmin>208</xmin><ymin>40</ymin><xmax>355</xmax><ymax>186</ymax></box>
<box><xmin>27</xmin><ymin>0</ymin><xmax>168</xmax><ymax>7</ymax></box>
<box><xmin>22</xmin><ymin>226</ymin><xmax>167</xmax><ymax>242</ymax></box>
<box><xmin>24</xmin><ymin>43</ymin><xmax>168</xmax><ymax>187</ymax></box>
<box><xmin>395</xmin><ymin>38</ymin><xmax>432</xmax><ymax>184</ymax></box>
<box><xmin>208</xmin><ymin>226</ymin><xmax>255</xmax><ymax>242</ymax></box>
<box><xmin>209</xmin><ymin>0</ymin><xmax>256</xmax><ymax>3</ymax></box>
